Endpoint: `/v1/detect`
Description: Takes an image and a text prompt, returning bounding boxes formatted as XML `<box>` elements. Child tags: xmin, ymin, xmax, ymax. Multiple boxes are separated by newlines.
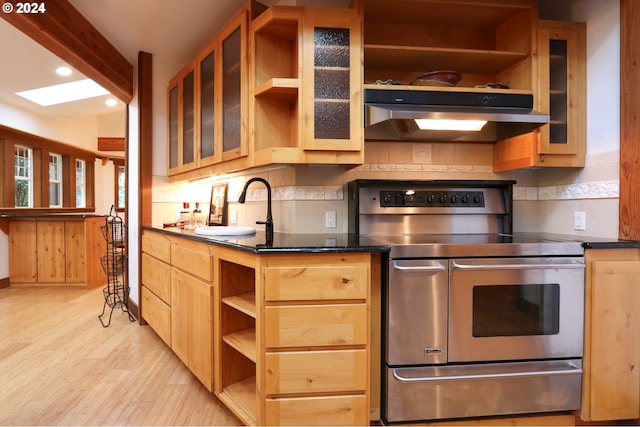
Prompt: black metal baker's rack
<box><xmin>99</xmin><ymin>206</ymin><xmax>135</xmax><ymax>327</ymax></box>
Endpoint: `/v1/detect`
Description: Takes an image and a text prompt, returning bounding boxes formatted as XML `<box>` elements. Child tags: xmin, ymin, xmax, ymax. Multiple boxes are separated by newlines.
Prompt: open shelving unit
<box><xmin>362</xmin><ymin>0</ymin><xmax>536</xmax><ymax>91</ymax></box>
<box><xmin>217</xmin><ymin>259</ymin><xmax>258</xmax><ymax>426</ymax></box>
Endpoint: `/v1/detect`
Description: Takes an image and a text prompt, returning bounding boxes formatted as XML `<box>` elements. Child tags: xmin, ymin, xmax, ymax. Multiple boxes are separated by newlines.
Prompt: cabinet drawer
<box><xmin>265</xmin><ymin>349</ymin><xmax>367</xmax><ymax>395</ymax></box>
<box><xmin>141</xmin><ymin>286</ymin><xmax>171</xmax><ymax>346</ymax></box>
<box><xmin>264</xmin><ymin>265</ymin><xmax>367</xmax><ymax>301</ymax></box>
<box><xmin>265</xmin><ymin>304</ymin><xmax>367</xmax><ymax>348</ymax></box>
<box><xmin>265</xmin><ymin>394</ymin><xmax>367</xmax><ymax>426</ymax></box>
<box><xmin>171</xmin><ymin>244</ymin><xmax>213</xmax><ymax>282</ymax></box>
<box><xmin>141</xmin><ymin>232</ymin><xmax>171</xmax><ymax>263</ymax></box>
<box><xmin>141</xmin><ymin>253</ymin><xmax>171</xmax><ymax>304</ymax></box>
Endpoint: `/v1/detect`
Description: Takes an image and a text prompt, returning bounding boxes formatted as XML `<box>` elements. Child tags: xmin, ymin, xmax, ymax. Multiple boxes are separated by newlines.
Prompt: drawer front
<box><xmin>265</xmin><ymin>349</ymin><xmax>367</xmax><ymax>395</ymax></box>
<box><xmin>264</xmin><ymin>265</ymin><xmax>367</xmax><ymax>301</ymax></box>
<box><xmin>141</xmin><ymin>232</ymin><xmax>171</xmax><ymax>263</ymax></box>
<box><xmin>265</xmin><ymin>394</ymin><xmax>367</xmax><ymax>426</ymax></box>
<box><xmin>171</xmin><ymin>244</ymin><xmax>213</xmax><ymax>282</ymax></box>
<box><xmin>265</xmin><ymin>304</ymin><xmax>367</xmax><ymax>348</ymax></box>
<box><xmin>141</xmin><ymin>253</ymin><xmax>171</xmax><ymax>304</ymax></box>
<box><xmin>141</xmin><ymin>286</ymin><xmax>171</xmax><ymax>346</ymax></box>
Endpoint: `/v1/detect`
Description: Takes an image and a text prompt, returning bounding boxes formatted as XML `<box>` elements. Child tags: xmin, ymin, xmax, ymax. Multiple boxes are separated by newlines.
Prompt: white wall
<box><xmin>513</xmin><ymin>0</ymin><xmax>620</xmax><ymax>238</ymax></box>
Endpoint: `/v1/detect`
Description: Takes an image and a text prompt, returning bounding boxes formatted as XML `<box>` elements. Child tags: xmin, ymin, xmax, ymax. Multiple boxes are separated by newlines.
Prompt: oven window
<box><xmin>472</xmin><ymin>284</ymin><xmax>560</xmax><ymax>337</ymax></box>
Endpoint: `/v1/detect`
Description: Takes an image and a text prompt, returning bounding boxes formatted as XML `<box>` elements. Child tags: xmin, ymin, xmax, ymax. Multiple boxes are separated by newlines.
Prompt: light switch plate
<box><xmin>574</xmin><ymin>211</ymin><xmax>586</xmax><ymax>231</ymax></box>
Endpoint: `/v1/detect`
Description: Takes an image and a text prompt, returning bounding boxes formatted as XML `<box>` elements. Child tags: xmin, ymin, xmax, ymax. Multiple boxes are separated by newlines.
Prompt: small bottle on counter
<box><xmin>192</xmin><ymin>202</ymin><xmax>205</xmax><ymax>228</ymax></box>
<box><xmin>180</xmin><ymin>202</ymin><xmax>191</xmax><ymax>229</ymax></box>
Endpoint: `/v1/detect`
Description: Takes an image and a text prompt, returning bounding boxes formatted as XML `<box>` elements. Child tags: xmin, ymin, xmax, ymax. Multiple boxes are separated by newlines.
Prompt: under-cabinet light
<box><xmin>415</xmin><ymin>119</ymin><xmax>487</xmax><ymax>131</ymax></box>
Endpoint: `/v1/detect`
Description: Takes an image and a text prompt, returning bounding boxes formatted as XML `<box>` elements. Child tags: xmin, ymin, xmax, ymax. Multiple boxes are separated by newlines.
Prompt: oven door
<box><xmin>448</xmin><ymin>257</ymin><xmax>585</xmax><ymax>362</ymax></box>
<box><xmin>387</xmin><ymin>259</ymin><xmax>449</xmax><ymax>365</ymax></box>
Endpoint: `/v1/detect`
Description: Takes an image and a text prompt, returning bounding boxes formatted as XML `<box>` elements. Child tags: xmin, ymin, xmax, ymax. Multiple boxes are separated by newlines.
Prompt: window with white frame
<box><xmin>15</xmin><ymin>145</ymin><xmax>33</xmax><ymax>207</ymax></box>
<box><xmin>75</xmin><ymin>159</ymin><xmax>86</xmax><ymax>208</ymax></box>
<box><xmin>117</xmin><ymin>165</ymin><xmax>126</xmax><ymax>208</ymax></box>
<box><xmin>49</xmin><ymin>153</ymin><xmax>63</xmax><ymax>207</ymax></box>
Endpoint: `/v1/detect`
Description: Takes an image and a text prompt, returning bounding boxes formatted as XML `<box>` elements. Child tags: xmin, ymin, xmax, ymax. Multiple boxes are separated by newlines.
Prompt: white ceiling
<box><xmin>0</xmin><ymin>0</ymin><xmax>348</xmax><ymax>119</ymax></box>
<box><xmin>0</xmin><ymin>0</ymin><xmax>258</xmax><ymax>118</ymax></box>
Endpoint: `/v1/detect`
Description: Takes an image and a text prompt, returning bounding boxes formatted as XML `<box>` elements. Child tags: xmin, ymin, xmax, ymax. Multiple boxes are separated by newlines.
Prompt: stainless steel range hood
<box><xmin>364</xmin><ymin>89</ymin><xmax>549</xmax><ymax>142</ymax></box>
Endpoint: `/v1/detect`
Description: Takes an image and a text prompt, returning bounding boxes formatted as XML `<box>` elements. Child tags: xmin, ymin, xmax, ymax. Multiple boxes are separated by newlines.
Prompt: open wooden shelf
<box><xmin>222</xmin><ymin>292</ymin><xmax>256</xmax><ymax>317</ymax></box>
<box><xmin>254</xmin><ymin>78</ymin><xmax>299</xmax><ymax>99</ymax></box>
<box><xmin>364</xmin><ymin>44</ymin><xmax>528</xmax><ymax>75</ymax></box>
<box><xmin>223</xmin><ymin>328</ymin><xmax>257</xmax><ymax>362</ymax></box>
<box><xmin>219</xmin><ymin>376</ymin><xmax>257</xmax><ymax>426</ymax></box>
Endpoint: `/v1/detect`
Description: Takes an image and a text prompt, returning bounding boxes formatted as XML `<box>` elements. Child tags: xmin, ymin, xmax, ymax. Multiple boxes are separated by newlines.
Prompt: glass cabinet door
<box><xmin>537</xmin><ymin>21</ymin><xmax>585</xmax><ymax>156</ymax></box>
<box><xmin>219</xmin><ymin>10</ymin><xmax>248</xmax><ymax>161</ymax></box>
<box><xmin>167</xmin><ymin>65</ymin><xmax>196</xmax><ymax>175</ymax></box>
<box><xmin>302</xmin><ymin>11</ymin><xmax>362</xmax><ymax>152</ymax></box>
<box><xmin>198</xmin><ymin>46</ymin><xmax>218</xmax><ymax>167</ymax></box>
<box><xmin>168</xmin><ymin>83</ymin><xmax>179</xmax><ymax>173</ymax></box>
<box><xmin>182</xmin><ymin>69</ymin><xmax>195</xmax><ymax>166</ymax></box>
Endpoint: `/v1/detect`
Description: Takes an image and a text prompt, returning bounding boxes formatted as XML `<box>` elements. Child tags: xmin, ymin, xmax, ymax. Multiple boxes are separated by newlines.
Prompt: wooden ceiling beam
<box><xmin>1</xmin><ymin>0</ymin><xmax>133</xmax><ymax>103</ymax></box>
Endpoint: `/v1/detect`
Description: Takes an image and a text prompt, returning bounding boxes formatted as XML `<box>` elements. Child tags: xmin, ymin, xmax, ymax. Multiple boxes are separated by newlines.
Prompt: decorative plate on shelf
<box><xmin>411</xmin><ymin>70</ymin><xmax>462</xmax><ymax>87</ymax></box>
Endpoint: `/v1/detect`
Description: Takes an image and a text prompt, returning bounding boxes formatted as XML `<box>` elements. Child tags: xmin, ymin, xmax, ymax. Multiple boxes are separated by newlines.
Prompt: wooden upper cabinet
<box><xmin>361</xmin><ymin>0</ymin><xmax>536</xmax><ymax>90</ymax></box>
<box><xmin>301</xmin><ymin>9</ymin><xmax>363</xmax><ymax>153</ymax></box>
<box><xmin>168</xmin><ymin>5</ymin><xmax>251</xmax><ymax>179</ymax></box>
<box><xmin>249</xmin><ymin>6</ymin><xmax>364</xmax><ymax>167</ymax></box>
<box><xmin>494</xmin><ymin>19</ymin><xmax>586</xmax><ymax>171</ymax></box>
<box><xmin>536</xmin><ymin>20</ymin><xmax>586</xmax><ymax>157</ymax></box>
<box><xmin>196</xmin><ymin>41</ymin><xmax>219</xmax><ymax>168</ymax></box>
<box><xmin>168</xmin><ymin>63</ymin><xmax>197</xmax><ymax>176</ymax></box>
<box><xmin>219</xmin><ymin>9</ymin><xmax>249</xmax><ymax>162</ymax></box>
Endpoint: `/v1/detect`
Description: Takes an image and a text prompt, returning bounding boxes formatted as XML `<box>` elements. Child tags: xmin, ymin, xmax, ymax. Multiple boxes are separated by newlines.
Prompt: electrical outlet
<box><xmin>325</xmin><ymin>211</ymin><xmax>337</xmax><ymax>229</ymax></box>
<box><xmin>229</xmin><ymin>209</ymin><xmax>238</xmax><ymax>225</ymax></box>
<box><xmin>574</xmin><ymin>211</ymin><xmax>586</xmax><ymax>231</ymax></box>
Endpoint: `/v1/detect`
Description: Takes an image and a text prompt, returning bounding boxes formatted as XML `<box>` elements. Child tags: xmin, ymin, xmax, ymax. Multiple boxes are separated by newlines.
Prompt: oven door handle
<box><xmin>451</xmin><ymin>260</ymin><xmax>585</xmax><ymax>271</ymax></box>
<box><xmin>392</xmin><ymin>363</ymin><xmax>583</xmax><ymax>383</ymax></box>
<box><xmin>392</xmin><ymin>261</ymin><xmax>447</xmax><ymax>272</ymax></box>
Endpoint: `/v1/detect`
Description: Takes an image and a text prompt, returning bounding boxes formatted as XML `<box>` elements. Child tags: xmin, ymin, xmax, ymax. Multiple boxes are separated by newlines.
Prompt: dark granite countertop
<box><xmin>513</xmin><ymin>232</ymin><xmax>640</xmax><ymax>250</ymax></box>
<box><xmin>145</xmin><ymin>226</ymin><xmax>640</xmax><ymax>254</ymax></box>
<box><xmin>144</xmin><ymin>225</ymin><xmax>390</xmax><ymax>254</ymax></box>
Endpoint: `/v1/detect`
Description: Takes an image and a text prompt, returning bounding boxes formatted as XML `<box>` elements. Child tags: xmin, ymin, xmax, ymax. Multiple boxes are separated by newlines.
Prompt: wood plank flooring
<box><xmin>0</xmin><ymin>286</ymin><xmax>242</xmax><ymax>426</ymax></box>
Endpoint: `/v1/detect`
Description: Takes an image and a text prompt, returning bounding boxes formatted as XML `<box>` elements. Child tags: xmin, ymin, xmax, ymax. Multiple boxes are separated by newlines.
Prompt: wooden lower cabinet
<box><xmin>216</xmin><ymin>250</ymin><xmax>374</xmax><ymax>426</ymax></box>
<box><xmin>580</xmin><ymin>248</ymin><xmax>640</xmax><ymax>422</ymax></box>
<box><xmin>140</xmin><ymin>286</ymin><xmax>171</xmax><ymax>346</ymax></box>
<box><xmin>171</xmin><ymin>266</ymin><xmax>214</xmax><ymax>391</ymax></box>
<box><xmin>141</xmin><ymin>229</ymin><xmax>378</xmax><ymax>425</ymax></box>
<box><xmin>8</xmin><ymin>220</ymin><xmax>37</xmax><ymax>283</ymax></box>
<box><xmin>265</xmin><ymin>395</ymin><xmax>368</xmax><ymax>426</ymax></box>
<box><xmin>140</xmin><ymin>230</ymin><xmax>215</xmax><ymax>392</ymax></box>
<box><xmin>8</xmin><ymin>217</ymin><xmax>106</xmax><ymax>287</ymax></box>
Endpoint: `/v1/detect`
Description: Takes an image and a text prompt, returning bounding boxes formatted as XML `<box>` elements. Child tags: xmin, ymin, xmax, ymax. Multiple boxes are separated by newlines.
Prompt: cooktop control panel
<box><xmin>379</xmin><ymin>190</ymin><xmax>485</xmax><ymax>208</ymax></box>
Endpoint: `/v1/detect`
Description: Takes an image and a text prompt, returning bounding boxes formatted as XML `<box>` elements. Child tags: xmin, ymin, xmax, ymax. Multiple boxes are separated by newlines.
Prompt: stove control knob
<box><xmin>474</xmin><ymin>194</ymin><xmax>483</xmax><ymax>204</ymax></box>
<box><xmin>461</xmin><ymin>194</ymin><xmax>469</xmax><ymax>203</ymax></box>
<box><xmin>427</xmin><ymin>194</ymin><xmax>435</xmax><ymax>204</ymax></box>
<box><xmin>450</xmin><ymin>194</ymin><xmax>459</xmax><ymax>203</ymax></box>
<box><xmin>383</xmin><ymin>194</ymin><xmax>392</xmax><ymax>204</ymax></box>
<box><xmin>439</xmin><ymin>194</ymin><xmax>448</xmax><ymax>203</ymax></box>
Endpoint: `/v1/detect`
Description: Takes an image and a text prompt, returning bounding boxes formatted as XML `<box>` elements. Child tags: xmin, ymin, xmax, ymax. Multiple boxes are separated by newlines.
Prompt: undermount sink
<box><xmin>194</xmin><ymin>226</ymin><xmax>256</xmax><ymax>236</ymax></box>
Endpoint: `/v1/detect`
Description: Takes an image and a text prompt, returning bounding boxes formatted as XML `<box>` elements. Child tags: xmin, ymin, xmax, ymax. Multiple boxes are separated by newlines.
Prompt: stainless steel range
<box><xmin>347</xmin><ymin>180</ymin><xmax>585</xmax><ymax>423</ymax></box>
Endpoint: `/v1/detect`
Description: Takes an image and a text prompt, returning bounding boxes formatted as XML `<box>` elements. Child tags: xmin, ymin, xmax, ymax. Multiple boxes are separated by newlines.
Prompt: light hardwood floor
<box><xmin>0</xmin><ymin>286</ymin><xmax>242</xmax><ymax>426</ymax></box>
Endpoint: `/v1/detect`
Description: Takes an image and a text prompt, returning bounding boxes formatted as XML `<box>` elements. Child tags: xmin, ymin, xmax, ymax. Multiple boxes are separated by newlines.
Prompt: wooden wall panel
<box><xmin>620</xmin><ymin>0</ymin><xmax>640</xmax><ymax>240</ymax></box>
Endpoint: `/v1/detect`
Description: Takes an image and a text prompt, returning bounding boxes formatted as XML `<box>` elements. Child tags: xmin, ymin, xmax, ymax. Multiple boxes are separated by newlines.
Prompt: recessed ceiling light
<box><xmin>56</xmin><ymin>66</ymin><xmax>72</xmax><ymax>76</ymax></box>
<box><xmin>16</xmin><ymin>79</ymin><xmax>110</xmax><ymax>106</ymax></box>
<box><xmin>105</xmin><ymin>98</ymin><xmax>118</xmax><ymax>107</ymax></box>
